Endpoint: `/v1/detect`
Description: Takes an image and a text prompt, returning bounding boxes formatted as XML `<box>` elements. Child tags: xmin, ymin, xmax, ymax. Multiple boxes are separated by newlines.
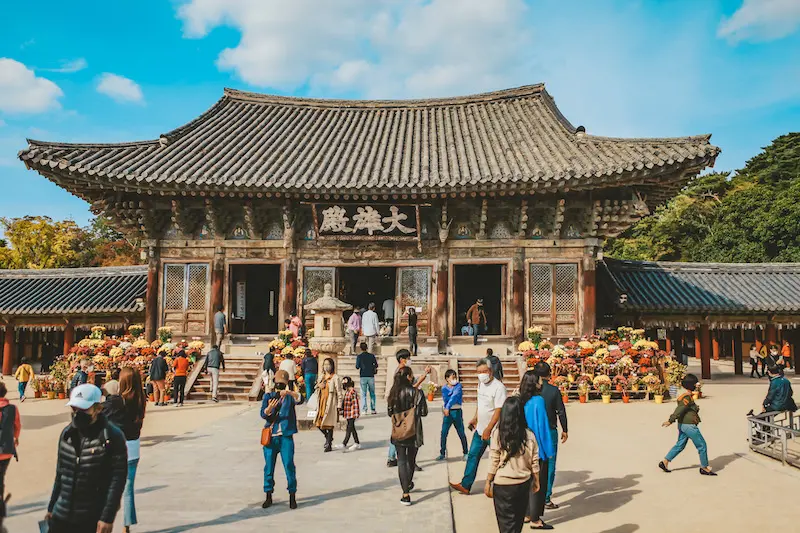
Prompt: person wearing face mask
<box><xmin>520</xmin><ymin>370</ymin><xmax>556</xmax><ymax>529</ymax></box>
<box><xmin>45</xmin><ymin>384</ymin><xmax>128</xmax><ymax>533</ymax></box>
<box><xmin>261</xmin><ymin>369</ymin><xmax>303</xmax><ymax>510</ymax></box>
<box><xmin>437</xmin><ymin>369</ymin><xmax>469</xmax><ymax>461</ymax></box>
<box><xmin>387</xmin><ymin>366</ymin><xmax>428</xmax><ymax>506</ymax></box>
<box><xmin>450</xmin><ymin>358</ymin><xmax>507</xmax><ymax>495</ymax></box>
<box><xmin>467</xmin><ymin>299</ymin><xmax>488</xmax><ymax>346</ymax></box>
<box><xmin>314</xmin><ymin>358</ymin><xmax>343</xmax><ymax>452</ymax></box>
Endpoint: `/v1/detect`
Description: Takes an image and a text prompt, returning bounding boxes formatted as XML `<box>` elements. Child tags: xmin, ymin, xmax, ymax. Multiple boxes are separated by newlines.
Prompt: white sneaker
<box><xmin>348</xmin><ymin>443</ymin><xmax>361</xmax><ymax>451</ymax></box>
<box><xmin>332</xmin><ymin>444</ymin><xmax>345</xmax><ymax>450</ymax></box>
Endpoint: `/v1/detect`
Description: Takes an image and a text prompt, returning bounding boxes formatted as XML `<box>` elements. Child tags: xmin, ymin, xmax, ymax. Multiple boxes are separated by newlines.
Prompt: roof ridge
<box><xmin>582</xmin><ymin>134</ymin><xmax>716</xmax><ymax>145</ymax></box>
<box><xmin>0</xmin><ymin>265</ymin><xmax>148</xmax><ymax>278</ymax></box>
<box><xmin>222</xmin><ymin>83</ymin><xmax>547</xmax><ymax>108</ymax></box>
<box><xmin>26</xmin><ymin>138</ymin><xmax>158</xmax><ymax>149</ymax></box>
<box><xmin>607</xmin><ymin>258</ymin><xmax>800</xmax><ymax>271</ymax></box>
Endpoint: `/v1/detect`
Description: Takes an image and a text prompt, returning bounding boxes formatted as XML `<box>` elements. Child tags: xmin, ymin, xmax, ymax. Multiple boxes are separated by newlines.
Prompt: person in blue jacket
<box><xmin>260</xmin><ymin>369</ymin><xmax>304</xmax><ymax>511</ymax></box>
<box><xmin>437</xmin><ymin>369</ymin><xmax>469</xmax><ymax>461</ymax></box>
<box><xmin>519</xmin><ymin>370</ymin><xmax>555</xmax><ymax>530</ymax></box>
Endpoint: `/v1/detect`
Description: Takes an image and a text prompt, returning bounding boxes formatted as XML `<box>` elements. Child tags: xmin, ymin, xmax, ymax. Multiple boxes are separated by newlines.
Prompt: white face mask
<box><xmin>448</xmin><ymin>379</ymin><xmax>458</xmax><ymax>386</ymax></box>
<box><xmin>477</xmin><ymin>373</ymin><xmax>491</xmax><ymax>384</ymax></box>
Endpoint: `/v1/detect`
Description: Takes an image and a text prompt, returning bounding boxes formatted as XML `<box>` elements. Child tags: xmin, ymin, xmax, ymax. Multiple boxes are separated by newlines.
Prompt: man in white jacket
<box><xmin>361</xmin><ymin>302</ymin><xmax>380</xmax><ymax>354</ymax></box>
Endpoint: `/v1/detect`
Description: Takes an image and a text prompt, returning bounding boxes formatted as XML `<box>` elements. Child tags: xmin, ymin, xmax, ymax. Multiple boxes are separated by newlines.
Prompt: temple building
<box><xmin>18</xmin><ymin>84</ymin><xmax>719</xmax><ymax>355</ymax></box>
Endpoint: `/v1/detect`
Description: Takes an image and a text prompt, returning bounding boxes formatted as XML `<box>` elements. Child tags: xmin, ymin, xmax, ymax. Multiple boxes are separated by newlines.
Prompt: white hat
<box><xmin>66</xmin><ymin>384</ymin><xmax>103</xmax><ymax>410</ymax></box>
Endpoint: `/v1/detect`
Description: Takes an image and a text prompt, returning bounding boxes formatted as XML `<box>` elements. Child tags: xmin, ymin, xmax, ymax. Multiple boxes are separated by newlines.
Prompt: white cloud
<box><xmin>96</xmin><ymin>73</ymin><xmax>144</xmax><ymax>104</ymax></box>
<box><xmin>41</xmin><ymin>58</ymin><xmax>88</xmax><ymax>73</ymax></box>
<box><xmin>177</xmin><ymin>0</ymin><xmax>533</xmax><ymax>98</ymax></box>
<box><xmin>0</xmin><ymin>58</ymin><xmax>63</xmax><ymax>113</ymax></box>
<box><xmin>718</xmin><ymin>0</ymin><xmax>800</xmax><ymax>43</ymax></box>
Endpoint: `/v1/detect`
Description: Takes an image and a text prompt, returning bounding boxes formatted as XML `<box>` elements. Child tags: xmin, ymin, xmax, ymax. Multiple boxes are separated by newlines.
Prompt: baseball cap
<box><xmin>66</xmin><ymin>384</ymin><xmax>103</xmax><ymax>410</ymax></box>
<box><xmin>274</xmin><ymin>369</ymin><xmax>290</xmax><ymax>385</ymax></box>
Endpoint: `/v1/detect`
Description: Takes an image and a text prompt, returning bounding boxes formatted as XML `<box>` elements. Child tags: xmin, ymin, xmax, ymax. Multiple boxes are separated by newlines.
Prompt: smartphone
<box><xmin>468</xmin><ymin>423</ymin><xmax>475</xmax><ymax>431</ymax></box>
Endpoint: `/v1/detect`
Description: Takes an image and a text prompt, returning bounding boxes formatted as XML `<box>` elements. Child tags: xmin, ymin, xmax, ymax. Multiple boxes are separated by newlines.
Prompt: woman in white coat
<box><xmin>314</xmin><ymin>358</ymin><xmax>343</xmax><ymax>452</ymax></box>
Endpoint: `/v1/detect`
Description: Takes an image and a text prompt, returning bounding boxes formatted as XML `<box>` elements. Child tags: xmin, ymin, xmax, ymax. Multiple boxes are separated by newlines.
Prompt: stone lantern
<box><xmin>306</xmin><ymin>283</ymin><xmax>352</xmax><ymax>369</ymax></box>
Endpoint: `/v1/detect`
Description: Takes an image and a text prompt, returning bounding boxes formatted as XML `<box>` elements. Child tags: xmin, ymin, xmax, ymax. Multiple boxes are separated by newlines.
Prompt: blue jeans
<box><xmin>304</xmin><ymin>373</ymin><xmax>317</xmax><ymax>399</ymax></box>
<box><xmin>263</xmin><ymin>435</ymin><xmax>297</xmax><ymax>493</ymax></box>
<box><xmin>665</xmin><ymin>424</ymin><xmax>708</xmax><ymax>468</ymax></box>
<box><xmin>123</xmin><ymin>459</ymin><xmax>139</xmax><ymax>526</ymax></box>
<box><xmin>17</xmin><ymin>382</ymin><xmax>25</xmax><ymax>399</ymax></box>
<box><xmin>360</xmin><ymin>377</ymin><xmax>376</xmax><ymax>412</ymax></box>
<box><xmin>545</xmin><ymin>428</ymin><xmax>558</xmax><ymax>502</ymax></box>
<box><xmin>440</xmin><ymin>409</ymin><xmax>469</xmax><ymax>457</ymax></box>
<box><xmin>461</xmin><ymin>432</ymin><xmax>490</xmax><ymax>490</ymax></box>
<box><xmin>388</xmin><ymin>442</ymin><xmax>397</xmax><ymax>461</ymax></box>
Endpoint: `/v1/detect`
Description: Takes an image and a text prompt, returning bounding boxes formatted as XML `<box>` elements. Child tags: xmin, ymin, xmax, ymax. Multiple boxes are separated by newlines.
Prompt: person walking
<box><xmin>467</xmin><ymin>298</ymin><xmax>487</xmax><ymax>346</ymax></box>
<box><xmin>382</xmin><ymin>297</ymin><xmax>395</xmax><ymax>328</ymax></box>
<box><xmin>659</xmin><ymin>374</ymin><xmax>716</xmax><ymax>476</ymax></box>
<box><xmin>437</xmin><ymin>369</ymin><xmax>469</xmax><ymax>461</ymax></box>
<box><xmin>387</xmin><ymin>366</ymin><xmax>428</xmax><ymax>506</ymax></box>
<box><xmin>214</xmin><ymin>305</ymin><xmax>226</xmax><ymax>347</ymax></box>
<box><xmin>346</xmin><ymin>309</ymin><xmax>362</xmax><ymax>355</ymax></box>
<box><xmin>362</xmin><ymin>303</ymin><xmax>381</xmax><ymax>354</ymax></box>
<box><xmin>289</xmin><ymin>312</ymin><xmax>303</xmax><ymax>339</ymax></box>
<box><xmin>532</xmin><ymin>362</ymin><xmax>568</xmax><ymax>510</ymax></box>
<box><xmin>387</xmin><ymin>350</ymin><xmax>432</xmax><ymax>468</ymax></box>
<box><xmin>486</xmin><ymin>348</ymin><xmax>504</xmax><ymax>382</ymax></box>
<box><xmin>46</xmin><ymin>384</ymin><xmax>127</xmax><ymax>533</ymax></box>
<box><xmin>762</xmin><ymin>365</ymin><xmax>797</xmax><ymax>413</ymax></box>
<box><xmin>301</xmin><ymin>349</ymin><xmax>318</xmax><ymax>400</ymax></box>
<box><xmin>355</xmin><ymin>342</ymin><xmax>378</xmax><ymax>414</ymax></box>
<box><xmin>69</xmin><ymin>359</ymin><xmax>90</xmax><ymax>394</ymax></box>
<box><xmin>172</xmin><ymin>350</ymin><xmax>190</xmax><ymax>406</ymax></box>
<box><xmin>485</xmin><ymin>396</ymin><xmax>541</xmax><ymax>533</ymax></box>
<box><xmin>262</xmin><ymin>350</ymin><xmax>277</xmax><ymax>393</ymax></box>
<box><xmin>520</xmin><ymin>370</ymin><xmax>556</xmax><ymax>529</ymax></box>
<box><xmin>340</xmin><ymin>377</ymin><xmax>361</xmax><ymax>451</ymax></box>
<box><xmin>261</xmin><ymin>369</ymin><xmax>303</xmax><ymax>510</ymax></box>
<box><xmin>102</xmin><ymin>368</ymin><xmax>146</xmax><ymax>533</ymax></box>
<box><xmin>781</xmin><ymin>339</ymin><xmax>793</xmax><ymax>370</ymax></box>
<box><xmin>450</xmin><ymin>358</ymin><xmax>507</xmax><ymax>495</ymax></box>
<box><xmin>13</xmin><ymin>358</ymin><xmax>34</xmax><ymax>402</ymax></box>
<box><xmin>149</xmin><ymin>351</ymin><xmax>168</xmax><ymax>406</ymax></box>
<box><xmin>278</xmin><ymin>351</ymin><xmax>298</xmax><ymax>392</ymax></box>
<box><xmin>202</xmin><ymin>345</ymin><xmax>226</xmax><ymax>403</ymax></box>
<box><xmin>749</xmin><ymin>345</ymin><xmax>761</xmax><ymax>378</ymax></box>
<box><xmin>0</xmin><ymin>382</ymin><xmax>20</xmax><ymax>526</ymax></box>
<box><xmin>314</xmin><ymin>358</ymin><xmax>343</xmax><ymax>452</ymax></box>
<box><xmin>408</xmin><ymin>307</ymin><xmax>419</xmax><ymax>357</ymax></box>
<box><xmin>758</xmin><ymin>342</ymin><xmax>768</xmax><ymax>377</ymax></box>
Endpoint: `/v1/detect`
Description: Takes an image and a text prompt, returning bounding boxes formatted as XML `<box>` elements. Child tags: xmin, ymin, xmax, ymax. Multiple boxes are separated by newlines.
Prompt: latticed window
<box><xmin>163</xmin><ymin>263</ymin><xmax>209</xmax><ymax>334</ymax></box>
<box><xmin>530</xmin><ymin>263</ymin><xmax>578</xmax><ymax>337</ymax></box>
<box><xmin>398</xmin><ymin>267</ymin><xmax>432</xmax><ymax>335</ymax></box>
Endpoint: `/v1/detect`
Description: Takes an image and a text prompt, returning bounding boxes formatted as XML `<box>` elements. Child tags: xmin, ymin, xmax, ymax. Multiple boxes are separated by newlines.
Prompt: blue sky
<box><xmin>1</xmin><ymin>0</ymin><xmax>798</xmax><ymax>226</ymax></box>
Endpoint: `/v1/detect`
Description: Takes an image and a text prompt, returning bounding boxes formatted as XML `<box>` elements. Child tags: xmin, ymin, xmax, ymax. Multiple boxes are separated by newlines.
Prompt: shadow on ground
<box><xmin>597</xmin><ymin>525</ymin><xmax>640</xmax><ymax>533</ymax></box>
<box><xmin>670</xmin><ymin>452</ymin><xmax>742</xmax><ymax>473</ymax></box>
<box><xmin>19</xmin><ymin>412</ymin><xmax>71</xmax><ymax>431</ymax></box>
<box><xmin>548</xmin><ymin>471</ymin><xmax>642</xmax><ymax>526</ymax></box>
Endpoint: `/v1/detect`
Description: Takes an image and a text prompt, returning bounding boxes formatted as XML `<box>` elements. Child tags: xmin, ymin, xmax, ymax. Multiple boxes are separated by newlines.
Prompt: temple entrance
<box><xmin>454</xmin><ymin>264</ymin><xmax>504</xmax><ymax>336</ymax></box>
<box><xmin>229</xmin><ymin>264</ymin><xmax>281</xmax><ymax>334</ymax></box>
<box><xmin>337</xmin><ymin>267</ymin><xmax>397</xmax><ymax>324</ymax></box>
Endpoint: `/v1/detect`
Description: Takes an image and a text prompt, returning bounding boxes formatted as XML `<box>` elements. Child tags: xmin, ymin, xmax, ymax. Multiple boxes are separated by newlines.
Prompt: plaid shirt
<box><xmin>342</xmin><ymin>388</ymin><xmax>360</xmax><ymax>420</ymax></box>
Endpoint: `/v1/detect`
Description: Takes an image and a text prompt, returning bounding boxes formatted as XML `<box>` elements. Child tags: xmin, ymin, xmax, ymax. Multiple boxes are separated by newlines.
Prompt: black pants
<box><xmin>319</xmin><ymin>428</ymin><xmax>334</xmax><ymax>450</ymax></box>
<box><xmin>408</xmin><ymin>326</ymin><xmax>418</xmax><ymax>357</ymax></box>
<box><xmin>494</xmin><ymin>479</ymin><xmax>533</xmax><ymax>533</ymax></box>
<box><xmin>397</xmin><ymin>445</ymin><xmax>418</xmax><ymax>494</ymax></box>
<box><xmin>750</xmin><ymin>359</ymin><xmax>760</xmax><ymax>378</ymax></box>
<box><xmin>527</xmin><ymin>458</ymin><xmax>548</xmax><ymax>521</ymax></box>
<box><xmin>0</xmin><ymin>458</ymin><xmax>8</xmax><ymax>518</ymax></box>
<box><xmin>760</xmin><ymin>359</ymin><xmax>767</xmax><ymax>377</ymax></box>
<box><xmin>49</xmin><ymin>517</ymin><xmax>97</xmax><ymax>533</ymax></box>
<box><xmin>343</xmin><ymin>418</ymin><xmax>360</xmax><ymax>446</ymax></box>
<box><xmin>173</xmin><ymin>375</ymin><xmax>187</xmax><ymax>404</ymax></box>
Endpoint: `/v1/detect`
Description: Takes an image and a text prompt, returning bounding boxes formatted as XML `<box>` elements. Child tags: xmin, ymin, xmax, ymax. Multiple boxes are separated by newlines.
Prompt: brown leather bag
<box><xmin>261</xmin><ymin>426</ymin><xmax>272</xmax><ymax>447</ymax></box>
<box><xmin>391</xmin><ymin>392</ymin><xmax>418</xmax><ymax>441</ymax></box>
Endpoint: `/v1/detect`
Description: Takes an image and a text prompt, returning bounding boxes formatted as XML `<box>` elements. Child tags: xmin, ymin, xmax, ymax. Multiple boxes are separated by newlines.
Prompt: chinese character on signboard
<box><xmin>313</xmin><ymin>204</ymin><xmax>420</xmax><ymax>242</ymax></box>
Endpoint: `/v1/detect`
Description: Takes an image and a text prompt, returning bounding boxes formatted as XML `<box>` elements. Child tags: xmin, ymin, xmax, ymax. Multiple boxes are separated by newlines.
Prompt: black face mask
<box><xmin>72</xmin><ymin>410</ymin><xmax>94</xmax><ymax>430</ymax></box>
<box><xmin>275</xmin><ymin>383</ymin><xmax>287</xmax><ymax>391</ymax></box>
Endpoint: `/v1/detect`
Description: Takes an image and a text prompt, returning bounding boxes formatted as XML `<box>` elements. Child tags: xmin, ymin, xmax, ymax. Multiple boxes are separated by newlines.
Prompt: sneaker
<box><xmin>387</xmin><ymin>459</ymin><xmax>398</xmax><ymax>468</ymax></box>
<box><xmin>400</xmin><ymin>495</ymin><xmax>412</xmax><ymax>506</ymax></box>
<box><xmin>371</xmin><ymin>410</ymin><xmax>377</xmax><ymax>415</ymax></box>
<box><xmin>212</xmin><ymin>397</ymin><xmax>219</xmax><ymax>403</ymax></box>
<box><xmin>20</xmin><ymin>396</ymin><xmax>25</xmax><ymax>403</ymax></box>
<box><xmin>436</xmin><ymin>455</ymin><xmax>446</xmax><ymax>461</ymax></box>
<box><xmin>348</xmin><ymin>443</ymin><xmax>361</xmax><ymax>451</ymax></box>
<box><xmin>332</xmin><ymin>444</ymin><xmax>345</xmax><ymax>450</ymax></box>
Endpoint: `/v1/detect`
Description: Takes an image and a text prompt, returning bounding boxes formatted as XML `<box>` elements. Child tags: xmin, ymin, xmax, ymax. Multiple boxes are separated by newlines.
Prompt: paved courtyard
<box><xmin>4</xmin><ymin>367</ymin><xmax>800</xmax><ymax>532</ymax></box>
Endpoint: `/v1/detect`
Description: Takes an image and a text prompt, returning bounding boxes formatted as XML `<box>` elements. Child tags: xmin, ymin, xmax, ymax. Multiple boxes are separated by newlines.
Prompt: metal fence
<box><xmin>747</xmin><ymin>411</ymin><xmax>800</xmax><ymax>467</ymax></box>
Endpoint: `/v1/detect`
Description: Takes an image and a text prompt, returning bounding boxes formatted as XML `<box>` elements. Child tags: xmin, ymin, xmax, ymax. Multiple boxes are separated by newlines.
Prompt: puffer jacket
<box><xmin>388</xmin><ymin>387</ymin><xmax>428</xmax><ymax>448</ymax></box>
<box><xmin>48</xmin><ymin>414</ymin><xmax>128</xmax><ymax>525</ymax></box>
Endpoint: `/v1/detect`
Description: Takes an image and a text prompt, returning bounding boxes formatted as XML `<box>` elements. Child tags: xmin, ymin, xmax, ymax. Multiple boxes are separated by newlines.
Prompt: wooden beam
<box><xmin>699</xmin><ymin>324</ymin><xmax>712</xmax><ymax>380</ymax></box>
<box><xmin>694</xmin><ymin>331</ymin><xmax>701</xmax><ymax>360</ymax></box>
<box><xmin>712</xmin><ymin>331</ymin><xmax>720</xmax><ymax>361</ymax></box>
<box><xmin>582</xmin><ymin>261</ymin><xmax>596</xmax><ymax>337</ymax></box>
<box><xmin>733</xmin><ymin>327</ymin><xmax>743</xmax><ymax>376</ymax></box>
<box><xmin>145</xmin><ymin>251</ymin><xmax>159</xmax><ymax>342</ymax></box>
<box><xmin>2</xmin><ymin>323</ymin><xmax>14</xmax><ymax>376</ymax></box>
<box><xmin>436</xmin><ymin>265</ymin><xmax>449</xmax><ymax>344</ymax></box>
<box><xmin>63</xmin><ymin>321</ymin><xmax>74</xmax><ymax>361</ymax></box>
<box><xmin>766</xmin><ymin>323</ymin><xmax>777</xmax><ymax>344</ymax></box>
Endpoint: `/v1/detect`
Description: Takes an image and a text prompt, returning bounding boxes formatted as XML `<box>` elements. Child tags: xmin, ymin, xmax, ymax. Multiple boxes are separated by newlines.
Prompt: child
<box><xmin>340</xmin><ymin>377</ymin><xmax>361</xmax><ymax>451</ymax></box>
<box><xmin>659</xmin><ymin>373</ymin><xmax>717</xmax><ymax>476</ymax></box>
<box><xmin>437</xmin><ymin>369</ymin><xmax>469</xmax><ymax>461</ymax></box>
<box><xmin>279</xmin><ymin>352</ymin><xmax>298</xmax><ymax>393</ymax></box>
<box><xmin>13</xmin><ymin>358</ymin><xmax>34</xmax><ymax>402</ymax></box>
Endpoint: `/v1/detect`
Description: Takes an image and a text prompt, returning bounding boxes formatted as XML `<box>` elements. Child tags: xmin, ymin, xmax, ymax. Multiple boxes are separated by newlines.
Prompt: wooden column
<box><xmin>436</xmin><ymin>266</ymin><xmax>449</xmax><ymax>343</ymax></box>
<box><xmin>699</xmin><ymin>324</ymin><xmax>712</xmax><ymax>380</ymax></box>
<box><xmin>694</xmin><ymin>331</ymin><xmax>701</xmax><ymax>359</ymax></box>
<box><xmin>510</xmin><ymin>252</ymin><xmax>525</xmax><ymax>342</ymax></box>
<box><xmin>765</xmin><ymin>323</ymin><xmax>777</xmax><ymax>344</ymax></box>
<box><xmin>2</xmin><ymin>324</ymin><xmax>14</xmax><ymax>376</ymax></box>
<box><xmin>63</xmin><ymin>321</ymin><xmax>74</xmax><ymax>359</ymax></box>
<box><xmin>144</xmin><ymin>250</ymin><xmax>159</xmax><ymax>342</ymax></box>
<box><xmin>210</xmin><ymin>255</ymin><xmax>225</xmax><ymax>319</ymax></box>
<box><xmin>582</xmin><ymin>259</ymin><xmax>596</xmax><ymax>337</ymax></box>
<box><xmin>284</xmin><ymin>265</ymin><xmax>297</xmax><ymax>319</ymax></box>
<box><xmin>733</xmin><ymin>327</ymin><xmax>743</xmax><ymax>375</ymax></box>
<box><xmin>665</xmin><ymin>336</ymin><xmax>672</xmax><ymax>353</ymax></box>
<box><xmin>712</xmin><ymin>330</ymin><xmax>720</xmax><ymax>360</ymax></box>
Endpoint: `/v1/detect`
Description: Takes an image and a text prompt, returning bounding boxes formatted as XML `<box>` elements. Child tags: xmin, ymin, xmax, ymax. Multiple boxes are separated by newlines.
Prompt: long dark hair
<box><xmin>519</xmin><ymin>370</ymin><xmax>542</xmax><ymax>405</ymax></box>
<box><xmin>322</xmin><ymin>357</ymin><xmax>335</xmax><ymax>375</ymax></box>
<box><xmin>119</xmin><ymin>366</ymin><xmax>146</xmax><ymax>424</ymax></box>
<box><xmin>387</xmin><ymin>366</ymin><xmax>414</xmax><ymax>410</ymax></box>
<box><xmin>497</xmin><ymin>396</ymin><xmax>527</xmax><ymax>460</ymax></box>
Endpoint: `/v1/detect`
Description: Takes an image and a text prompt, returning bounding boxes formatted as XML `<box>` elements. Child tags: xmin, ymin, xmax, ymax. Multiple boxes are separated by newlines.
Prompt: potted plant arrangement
<box><xmin>577</xmin><ymin>381</ymin><xmax>590</xmax><ymax>403</ymax></box>
<box><xmin>622</xmin><ymin>387</ymin><xmax>631</xmax><ymax>403</ymax></box>
<box><xmin>653</xmin><ymin>383</ymin><xmax>667</xmax><ymax>404</ymax></box>
<box><xmin>128</xmin><ymin>324</ymin><xmax>145</xmax><ymax>338</ymax></box>
<box><xmin>422</xmin><ymin>381</ymin><xmax>437</xmax><ymax>402</ymax></box>
<box><xmin>157</xmin><ymin>326</ymin><xmax>173</xmax><ymax>344</ymax></box>
<box><xmin>666</xmin><ymin>360</ymin><xmax>688</xmax><ymax>399</ymax></box>
<box><xmin>593</xmin><ymin>375</ymin><xmax>612</xmax><ymax>404</ymax></box>
<box><xmin>46</xmin><ymin>380</ymin><xmax>57</xmax><ymax>400</ymax></box>
<box><xmin>54</xmin><ymin>381</ymin><xmax>66</xmax><ymax>400</ymax></box>
<box><xmin>628</xmin><ymin>375</ymin><xmax>641</xmax><ymax>393</ymax></box>
<box><xmin>552</xmin><ymin>376</ymin><xmax>569</xmax><ymax>403</ymax></box>
<box><xmin>612</xmin><ymin>374</ymin><xmax>627</xmax><ymax>392</ymax></box>
<box><xmin>31</xmin><ymin>377</ymin><xmax>44</xmax><ymax>399</ymax></box>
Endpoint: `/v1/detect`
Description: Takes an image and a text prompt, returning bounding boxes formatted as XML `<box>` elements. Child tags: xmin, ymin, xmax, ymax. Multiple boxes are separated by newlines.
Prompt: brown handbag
<box><xmin>391</xmin><ymin>392</ymin><xmax>418</xmax><ymax>441</ymax></box>
<box><xmin>261</xmin><ymin>426</ymin><xmax>272</xmax><ymax>447</ymax></box>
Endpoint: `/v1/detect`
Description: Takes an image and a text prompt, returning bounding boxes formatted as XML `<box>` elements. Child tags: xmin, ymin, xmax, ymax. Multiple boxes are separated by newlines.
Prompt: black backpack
<box><xmin>0</xmin><ymin>405</ymin><xmax>17</xmax><ymax>460</ymax></box>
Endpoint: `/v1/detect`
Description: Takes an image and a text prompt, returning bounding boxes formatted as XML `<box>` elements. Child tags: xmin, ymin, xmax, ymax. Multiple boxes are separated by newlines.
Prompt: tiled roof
<box><xmin>600</xmin><ymin>258</ymin><xmax>800</xmax><ymax>314</ymax></box>
<box><xmin>19</xmin><ymin>84</ymin><xmax>718</xmax><ymax>197</ymax></box>
<box><xmin>0</xmin><ymin>266</ymin><xmax>147</xmax><ymax>316</ymax></box>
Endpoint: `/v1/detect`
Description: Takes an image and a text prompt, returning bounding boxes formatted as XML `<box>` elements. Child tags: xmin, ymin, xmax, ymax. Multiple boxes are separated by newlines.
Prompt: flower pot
<box><xmin>34</xmin><ymin>391</ymin><xmax>42</xmax><ymax>399</ymax></box>
<box><xmin>562</xmin><ymin>394</ymin><xmax>569</xmax><ymax>404</ymax></box>
<box><xmin>622</xmin><ymin>395</ymin><xmax>630</xmax><ymax>404</ymax></box>
<box><xmin>631</xmin><ymin>385</ymin><xmax>640</xmax><ymax>392</ymax></box>
<box><xmin>579</xmin><ymin>395</ymin><xmax>587</xmax><ymax>404</ymax></box>
<box><xmin>427</xmin><ymin>392</ymin><xmax>434</xmax><ymax>402</ymax></box>
<box><xmin>654</xmin><ymin>395</ymin><xmax>664</xmax><ymax>404</ymax></box>
<box><xmin>57</xmin><ymin>393</ymin><xmax>65</xmax><ymax>400</ymax></box>
<box><xmin>149</xmin><ymin>394</ymin><xmax>155</xmax><ymax>402</ymax></box>
<box><xmin>47</xmin><ymin>391</ymin><xmax>56</xmax><ymax>400</ymax></box>
<box><xmin>601</xmin><ymin>394</ymin><xmax>611</xmax><ymax>404</ymax></box>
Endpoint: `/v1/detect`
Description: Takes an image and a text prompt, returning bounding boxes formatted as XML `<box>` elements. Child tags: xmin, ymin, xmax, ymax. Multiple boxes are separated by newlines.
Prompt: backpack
<box><xmin>391</xmin><ymin>391</ymin><xmax>418</xmax><ymax>442</ymax></box>
<box><xmin>0</xmin><ymin>405</ymin><xmax>17</xmax><ymax>459</ymax></box>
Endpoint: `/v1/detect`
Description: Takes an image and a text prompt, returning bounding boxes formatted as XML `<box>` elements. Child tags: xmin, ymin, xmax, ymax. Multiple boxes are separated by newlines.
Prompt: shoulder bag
<box><xmin>391</xmin><ymin>392</ymin><xmax>418</xmax><ymax>441</ymax></box>
<box><xmin>261</xmin><ymin>425</ymin><xmax>272</xmax><ymax>447</ymax></box>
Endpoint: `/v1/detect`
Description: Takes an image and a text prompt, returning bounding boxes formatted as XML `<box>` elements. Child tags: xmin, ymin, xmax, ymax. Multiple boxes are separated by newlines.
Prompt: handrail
<box><xmin>747</xmin><ymin>411</ymin><xmax>799</xmax><ymax>468</ymax></box>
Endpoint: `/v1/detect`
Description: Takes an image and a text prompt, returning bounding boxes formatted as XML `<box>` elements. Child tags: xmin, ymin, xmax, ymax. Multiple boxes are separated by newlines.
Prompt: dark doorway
<box><xmin>230</xmin><ymin>264</ymin><xmax>281</xmax><ymax>334</ymax></box>
<box><xmin>338</xmin><ymin>267</ymin><xmax>397</xmax><ymax>324</ymax></box>
<box><xmin>454</xmin><ymin>264</ymin><xmax>503</xmax><ymax>335</ymax></box>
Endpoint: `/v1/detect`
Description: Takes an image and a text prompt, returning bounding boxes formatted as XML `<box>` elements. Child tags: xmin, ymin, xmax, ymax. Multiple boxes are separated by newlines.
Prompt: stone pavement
<box><xmin>6</xmin><ymin>401</ymin><xmax>455</xmax><ymax>533</ymax></box>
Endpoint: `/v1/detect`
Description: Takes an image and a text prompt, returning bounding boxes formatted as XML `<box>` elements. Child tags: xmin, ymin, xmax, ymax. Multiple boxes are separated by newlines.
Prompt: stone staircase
<box><xmin>187</xmin><ymin>356</ymin><xmax>262</xmax><ymax>401</ymax></box>
<box><xmin>457</xmin><ymin>358</ymin><xmax>522</xmax><ymax>402</ymax></box>
<box><xmin>336</xmin><ymin>355</ymin><xmax>390</xmax><ymax>404</ymax></box>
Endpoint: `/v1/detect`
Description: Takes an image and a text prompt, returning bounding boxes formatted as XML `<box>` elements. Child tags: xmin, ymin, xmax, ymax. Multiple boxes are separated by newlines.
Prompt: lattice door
<box><xmin>554</xmin><ymin>264</ymin><xmax>578</xmax><ymax>337</ymax></box>
<box><xmin>529</xmin><ymin>263</ymin><xmax>578</xmax><ymax>338</ymax></box>
<box><xmin>162</xmin><ymin>264</ymin><xmax>209</xmax><ymax>334</ymax></box>
<box><xmin>530</xmin><ymin>264</ymin><xmax>553</xmax><ymax>336</ymax></box>
<box><xmin>397</xmin><ymin>267</ymin><xmax>432</xmax><ymax>335</ymax></box>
